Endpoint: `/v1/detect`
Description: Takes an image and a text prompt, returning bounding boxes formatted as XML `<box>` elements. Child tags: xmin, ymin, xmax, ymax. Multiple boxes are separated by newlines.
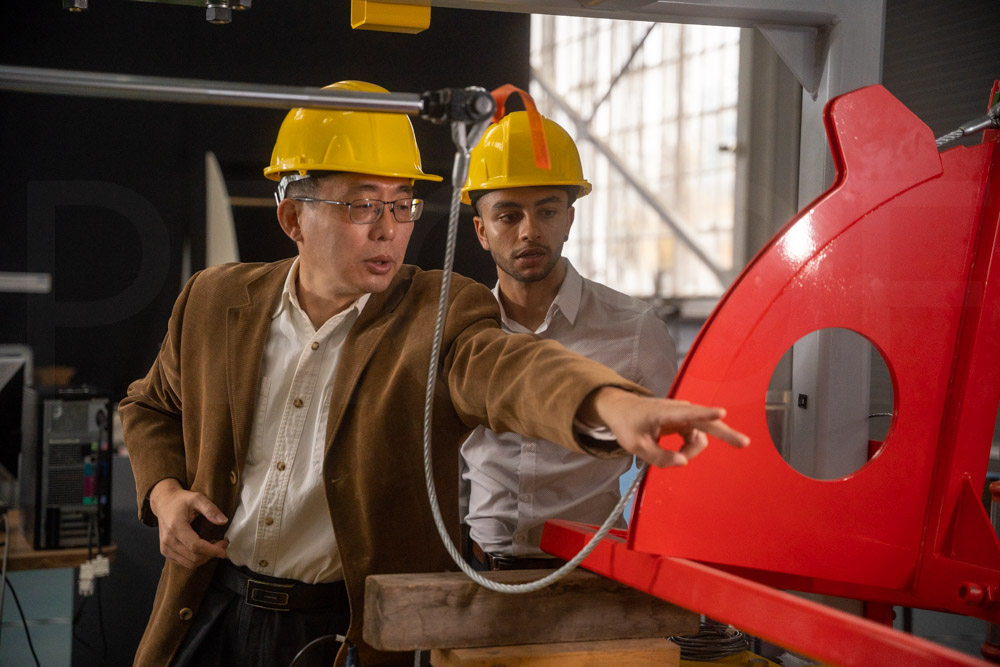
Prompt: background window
<box><xmin>530</xmin><ymin>16</ymin><xmax>740</xmax><ymax>298</ymax></box>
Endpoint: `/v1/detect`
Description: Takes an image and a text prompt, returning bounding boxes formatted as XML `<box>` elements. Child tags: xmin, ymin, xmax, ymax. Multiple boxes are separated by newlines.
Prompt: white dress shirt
<box><xmin>460</xmin><ymin>260</ymin><xmax>678</xmax><ymax>557</ymax></box>
<box><xmin>225</xmin><ymin>258</ymin><xmax>370</xmax><ymax>583</ymax></box>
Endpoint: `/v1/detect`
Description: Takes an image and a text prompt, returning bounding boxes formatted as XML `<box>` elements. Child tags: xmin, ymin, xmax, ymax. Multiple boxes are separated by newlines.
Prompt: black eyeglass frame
<box><xmin>288</xmin><ymin>196</ymin><xmax>424</xmax><ymax>224</ymax></box>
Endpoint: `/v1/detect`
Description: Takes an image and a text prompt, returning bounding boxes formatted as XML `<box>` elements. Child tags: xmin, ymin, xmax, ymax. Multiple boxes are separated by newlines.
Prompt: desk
<box><xmin>2</xmin><ymin>510</ymin><xmax>117</xmax><ymax>571</ymax></box>
<box><xmin>1</xmin><ymin>509</ymin><xmax>117</xmax><ymax>667</ymax></box>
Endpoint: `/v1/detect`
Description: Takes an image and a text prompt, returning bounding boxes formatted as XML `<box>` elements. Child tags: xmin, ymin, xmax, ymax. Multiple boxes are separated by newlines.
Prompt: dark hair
<box><xmin>284</xmin><ymin>171</ymin><xmax>343</xmax><ymax>200</ymax></box>
<box><xmin>468</xmin><ymin>185</ymin><xmax>580</xmax><ymax>216</ymax></box>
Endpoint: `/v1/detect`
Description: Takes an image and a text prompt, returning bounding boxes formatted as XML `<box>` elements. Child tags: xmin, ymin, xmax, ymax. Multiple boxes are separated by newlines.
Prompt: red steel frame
<box><xmin>542</xmin><ymin>84</ymin><xmax>1000</xmax><ymax>665</ymax></box>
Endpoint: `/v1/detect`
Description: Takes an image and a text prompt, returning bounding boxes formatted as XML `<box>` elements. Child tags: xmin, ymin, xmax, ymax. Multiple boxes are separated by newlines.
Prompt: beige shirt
<box><xmin>225</xmin><ymin>258</ymin><xmax>370</xmax><ymax>583</ymax></box>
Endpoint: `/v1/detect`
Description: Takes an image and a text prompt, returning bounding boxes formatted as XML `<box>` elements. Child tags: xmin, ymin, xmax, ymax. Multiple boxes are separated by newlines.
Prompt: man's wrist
<box><xmin>577</xmin><ymin>386</ymin><xmax>630</xmax><ymax>429</ymax></box>
<box><xmin>149</xmin><ymin>477</ymin><xmax>182</xmax><ymax>515</ymax></box>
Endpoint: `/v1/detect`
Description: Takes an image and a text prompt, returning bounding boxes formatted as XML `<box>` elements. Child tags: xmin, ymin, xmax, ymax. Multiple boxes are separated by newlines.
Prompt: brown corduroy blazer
<box><xmin>120</xmin><ymin>257</ymin><xmax>642</xmax><ymax>666</ymax></box>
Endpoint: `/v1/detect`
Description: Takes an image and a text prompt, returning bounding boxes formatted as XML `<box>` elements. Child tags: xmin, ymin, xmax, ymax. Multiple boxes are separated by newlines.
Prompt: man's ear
<box><xmin>277</xmin><ymin>199</ymin><xmax>304</xmax><ymax>244</ymax></box>
<box><xmin>565</xmin><ymin>205</ymin><xmax>576</xmax><ymax>240</ymax></box>
<box><xmin>473</xmin><ymin>216</ymin><xmax>491</xmax><ymax>251</ymax></box>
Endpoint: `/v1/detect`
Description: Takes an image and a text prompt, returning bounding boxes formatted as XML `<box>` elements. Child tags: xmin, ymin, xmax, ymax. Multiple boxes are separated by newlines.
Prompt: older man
<box><xmin>121</xmin><ymin>81</ymin><xmax>748</xmax><ymax>667</ymax></box>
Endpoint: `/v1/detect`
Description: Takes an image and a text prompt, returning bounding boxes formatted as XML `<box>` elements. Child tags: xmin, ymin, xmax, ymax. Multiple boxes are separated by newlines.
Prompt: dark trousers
<box><xmin>171</xmin><ymin>561</ymin><xmax>350</xmax><ymax>667</ymax></box>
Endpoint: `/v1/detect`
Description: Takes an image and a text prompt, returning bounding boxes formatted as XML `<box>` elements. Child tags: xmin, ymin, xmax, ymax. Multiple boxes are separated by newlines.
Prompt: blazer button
<box><xmin>179</xmin><ymin>607</ymin><xmax>193</xmax><ymax>621</ymax></box>
<box><xmin>229</xmin><ymin>470</ymin><xmax>238</xmax><ymax>485</ymax></box>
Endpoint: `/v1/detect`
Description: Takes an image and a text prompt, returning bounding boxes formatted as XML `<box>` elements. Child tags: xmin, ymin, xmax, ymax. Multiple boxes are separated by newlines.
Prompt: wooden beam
<box><xmin>431</xmin><ymin>638</ymin><xmax>681</xmax><ymax>666</ymax></box>
<box><xmin>364</xmin><ymin>569</ymin><xmax>698</xmax><ymax>651</ymax></box>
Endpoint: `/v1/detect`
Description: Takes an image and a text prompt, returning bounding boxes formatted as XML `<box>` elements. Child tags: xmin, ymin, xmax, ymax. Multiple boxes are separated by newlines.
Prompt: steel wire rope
<box><xmin>936</xmin><ymin>101</ymin><xmax>1000</xmax><ymax>147</ymax></box>
<box><xmin>419</xmin><ymin>118</ymin><xmax>650</xmax><ymax>594</ymax></box>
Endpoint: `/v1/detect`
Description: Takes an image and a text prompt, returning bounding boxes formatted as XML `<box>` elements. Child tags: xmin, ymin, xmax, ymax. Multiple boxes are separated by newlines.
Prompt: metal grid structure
<box><xmin>530</xmin><ymin>17</ymin><xmax>740</xmax><ymax>297</ymax></box>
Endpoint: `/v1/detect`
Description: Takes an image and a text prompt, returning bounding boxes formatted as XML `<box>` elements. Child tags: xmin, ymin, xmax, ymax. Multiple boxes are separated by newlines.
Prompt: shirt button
<box><xmin>179</xmin><ymin>608</ymin><xmax>193</xmax><ymax>621</ymax></box>
<box><xmin>264</xmin><ymin>516</ymin><xmax>274</xmax><ymax>526</ymax></box>
<box><xmin>229</xmin><ymin>470</ymin><xmax>238</xmax><ymax>485</ymax></box>
<box><xmin>311</xmin><ymin>341</ymin><xmax>319</xmax><ymax>350</ymax></box>
<box><xmin>514</xmin><ymin>533</ymin><xmax>526</xmax><ymax>543</ymax></box>
<box><xmin>519</xmin><ymin>494</ymin><xmax>530</xmax><ymax>503</ymax></box>
<box><xmin>276</xmin><ymin>461</ymin><xmax>286</xmax><ymax>471</ymax></box>
<box><xmin>259</xmin><ymin>559</ymin><xmax>268</xmax><ymax>568</ymax></box>
<box><xmin>293</xmin><ymin>398</ymin><xmax>304</xmax><ymax>408</ymax></box>
<box><xmin>524</xmin><ymin>444</ymin><xmax>535</xmax><ymax>452</ymax></box>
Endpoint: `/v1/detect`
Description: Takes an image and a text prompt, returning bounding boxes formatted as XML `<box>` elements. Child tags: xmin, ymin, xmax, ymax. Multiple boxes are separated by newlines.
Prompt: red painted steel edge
<box><xmin>542</xmin><ymin>520</ymin><xmax>985</xmax><ymax>667</ymax></box>
<box><xmin>627</xmin><ymin>83</ymin><xmax>999</xmax><ymax>619</ymax></box>
<box><xmin>628</xmin><ymin>85</ymin><xmax>999</xmax><ymax>610</ymax></box>
<box><xmin>540</xmin><ymin>83</ymin><xmax>1000</xmax><ymax>664</ymax></box>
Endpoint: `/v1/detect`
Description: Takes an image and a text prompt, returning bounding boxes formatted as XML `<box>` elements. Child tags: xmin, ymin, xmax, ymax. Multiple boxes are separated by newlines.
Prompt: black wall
<box><xmin>883</xmin><ymin>0</ymin><xmax>1000</xmax><ymax>146</ymax></box>
<box><xmin>0</xmin><ymin>0</ymin><xmax>525</xmax><ymax>401</ymax></box>
<box><xmin>0</xmin><ymin>5</ymin><xmax>526</xmax><ymax>664</ymax></box>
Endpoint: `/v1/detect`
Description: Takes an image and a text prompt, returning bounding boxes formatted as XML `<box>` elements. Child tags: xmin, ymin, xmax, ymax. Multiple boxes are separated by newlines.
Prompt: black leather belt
<box><xmin>470</xmin><ymin>540</ymin><xmax>565</xmax><ymax>571</ymax></box>
<box><xmin>214</xmin><ymin>560</ymin><xmax>348</xmax><ymax>612</ymax></box>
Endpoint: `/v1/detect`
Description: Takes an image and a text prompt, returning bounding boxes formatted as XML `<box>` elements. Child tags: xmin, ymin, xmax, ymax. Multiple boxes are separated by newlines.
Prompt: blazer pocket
<box><xmin>247</xmin><ymin>376</ymin><xmax>271</xmax><ymax>464</ymax></box>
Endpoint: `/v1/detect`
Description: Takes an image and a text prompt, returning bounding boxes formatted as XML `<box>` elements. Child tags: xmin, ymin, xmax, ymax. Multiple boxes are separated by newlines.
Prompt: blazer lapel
<box><xmin>325</xmin><ymin>272</ymin><xmax>408</xmax><ymax>452</ymax></box>
<box><xmin>227</xmin><ymin>260</ymin><xmax>291</xmax><ymax>466</ymax></box>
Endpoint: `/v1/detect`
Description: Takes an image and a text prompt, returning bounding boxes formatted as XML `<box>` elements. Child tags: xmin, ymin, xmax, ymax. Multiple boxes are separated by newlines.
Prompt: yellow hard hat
<box><xmin>461</xmin><ymin>110</ymin><xmax>591</xmax><ymax>206</ymax></box>
<box><xmin>264</xmin><ymin>80</ymin><xmax>442</xmax><ymax>183</ymax></box>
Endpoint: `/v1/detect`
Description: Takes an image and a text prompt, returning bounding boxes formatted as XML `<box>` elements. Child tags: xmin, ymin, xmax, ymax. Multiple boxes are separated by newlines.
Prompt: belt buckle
<box><xmin>245</xmin><ymin>578</ymin><xmax>294</xmax><ymax>611</ymax></box>
<box><xmin>489</xmin><ymin>555</ymin><xmax>519</xmax><ymax>570</ymax></box>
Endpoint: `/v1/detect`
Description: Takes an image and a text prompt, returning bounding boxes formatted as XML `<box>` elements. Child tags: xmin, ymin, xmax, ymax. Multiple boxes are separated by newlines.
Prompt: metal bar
<box><xmin>542</xmin><ymin>521</ymin><xmax>985</xmax><ymax>667</ymax></box>
<box><xmin>0</xmin><ymin>272</ymin><xmax>52</xmax><ymax>294</ymax></box>
<box><xmin>587</xmin><ymin>22</ymin><xmax>657</xmax><ymax>124</ymax></box>
<box><xmin>0</xmin><ymin>65</ymin><xmax>424</xmax><ymax>114</ymax></box>
<box><xmin>393</xmin><ymin>0</ymin><xmax>838</xmax><ymax>29</ymax></box>
<box><xmin>531</xmin><ymin>68</ymin><xmax>732</xmax><ymax>286</ymax></box>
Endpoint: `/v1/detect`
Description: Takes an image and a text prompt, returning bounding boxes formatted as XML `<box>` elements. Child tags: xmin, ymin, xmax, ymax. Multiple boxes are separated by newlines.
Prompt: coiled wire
<box><xmin>668</xmin><ymin>619</ymin><xmax>749</xmax><ymax>661</ymax></box>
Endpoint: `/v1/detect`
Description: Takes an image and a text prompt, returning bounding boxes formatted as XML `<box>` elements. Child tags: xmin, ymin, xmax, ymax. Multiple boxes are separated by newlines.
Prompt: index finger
<box><xmin>185</xmin><ymin>537</ymin><xmax>226</xmax><ymax>558</ymax></box>
<box><xmin>190</xmin><ymin>536</ymin><xmax>229</xmax><ymax>560</ymax></box>
<box><xmin>692</xmin><ymin>418</ymin><xmax>750</xmax><ymax>448</ymax></box>
<box><xmin>658</xmin><ymin>403</ymin><xmax>727</xmax><ymax>425</ymax></box>
<box><xmin>173</xmin><ymin>520</ymin><xmax>222</xmax><ymax>556</ymax></box>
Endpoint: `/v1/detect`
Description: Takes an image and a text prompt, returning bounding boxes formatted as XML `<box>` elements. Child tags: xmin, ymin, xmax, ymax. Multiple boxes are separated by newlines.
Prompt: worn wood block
<box><xmin>364</xmin><ymin>569</ymin><xmax>697</xmax><ymax>651</ymax></box>
<box><xmin>430</xmin><ymin>638</ymin><xmax>681</xmax><ymax>666</ymax></box>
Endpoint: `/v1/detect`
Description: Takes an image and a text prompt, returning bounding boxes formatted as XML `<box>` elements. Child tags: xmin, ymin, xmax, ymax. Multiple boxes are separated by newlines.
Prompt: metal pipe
<box><xmin>0</xmin><ymin>65</ymin><xmax>424</xmax><ymax>114</ymax></box>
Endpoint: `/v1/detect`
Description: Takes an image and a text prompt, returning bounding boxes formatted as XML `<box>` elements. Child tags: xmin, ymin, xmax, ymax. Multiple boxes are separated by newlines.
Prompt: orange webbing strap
<box><xmin>489</xmin><ymin>84</ymin><xmax>551</xmax><ymax>170</ymax></box>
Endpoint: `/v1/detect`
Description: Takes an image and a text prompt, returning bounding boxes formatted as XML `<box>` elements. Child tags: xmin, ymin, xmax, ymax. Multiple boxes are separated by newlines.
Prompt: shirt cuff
<box><xmin>573</xmin><ymin>418</ymin><xmax>617</xmax><ymax>441</ymax></box>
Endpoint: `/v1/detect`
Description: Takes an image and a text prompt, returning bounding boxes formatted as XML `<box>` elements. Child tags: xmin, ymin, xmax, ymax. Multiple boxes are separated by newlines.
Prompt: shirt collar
<box><xmin>272</xmin><ymin>256</ymin><xmax>300</xmax><ymax>319</ymax></box>
<box><xmin>492</xmin><ymin>259</ymin><xmax>583</xmax><ymax>333</ymax></box>
<box><xmin>553</xmin><ymin>259</ymin><xmax>583</xmax><ymax>326</ymax></box>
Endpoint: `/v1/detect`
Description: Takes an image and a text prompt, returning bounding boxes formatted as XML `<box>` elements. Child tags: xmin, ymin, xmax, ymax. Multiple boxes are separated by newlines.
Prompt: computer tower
<box><xmin>20</xmin><ymin>386</ymin><xmax>113</xmax><ymax>550</ymax></box>
<box><xmin>0</xmin><ymin>345</ymin><xmax>32</xmax><ymax>511</ymax></box>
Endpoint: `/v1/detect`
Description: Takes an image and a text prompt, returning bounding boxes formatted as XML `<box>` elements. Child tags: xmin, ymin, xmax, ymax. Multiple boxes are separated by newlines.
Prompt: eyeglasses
<box><xmin>289</xmin><ymin>197</ymin><xmax>424</xmax><ymax>224</ymax></box>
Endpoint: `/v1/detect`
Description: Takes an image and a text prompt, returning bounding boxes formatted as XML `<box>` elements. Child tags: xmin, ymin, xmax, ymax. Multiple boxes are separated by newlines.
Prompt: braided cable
<box><xmin>419</xmin><ymin>118</ymin><xmax>649</xmax><ymax>593</ymax></box>
<box><xmin>936</xmin><ymin>100</ymin><xmax>1000</xmax><ymax>147</ymax></box>
<box><xmin>935</xmin><ymin>128</ymin><xmax>965</xmax><ymax>148</ymax></box>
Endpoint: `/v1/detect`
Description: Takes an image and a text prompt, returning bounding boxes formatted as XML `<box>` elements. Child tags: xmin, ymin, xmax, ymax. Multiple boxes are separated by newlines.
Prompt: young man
<box><xmin>460</xmin><ymin>111</ymin><xmax>679</xmax><ymax>569</ymax></box>
<box><xmin>121</xmin><ymin>82</ymin><xmax>748</xmax><ymax>667</ymax></box>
